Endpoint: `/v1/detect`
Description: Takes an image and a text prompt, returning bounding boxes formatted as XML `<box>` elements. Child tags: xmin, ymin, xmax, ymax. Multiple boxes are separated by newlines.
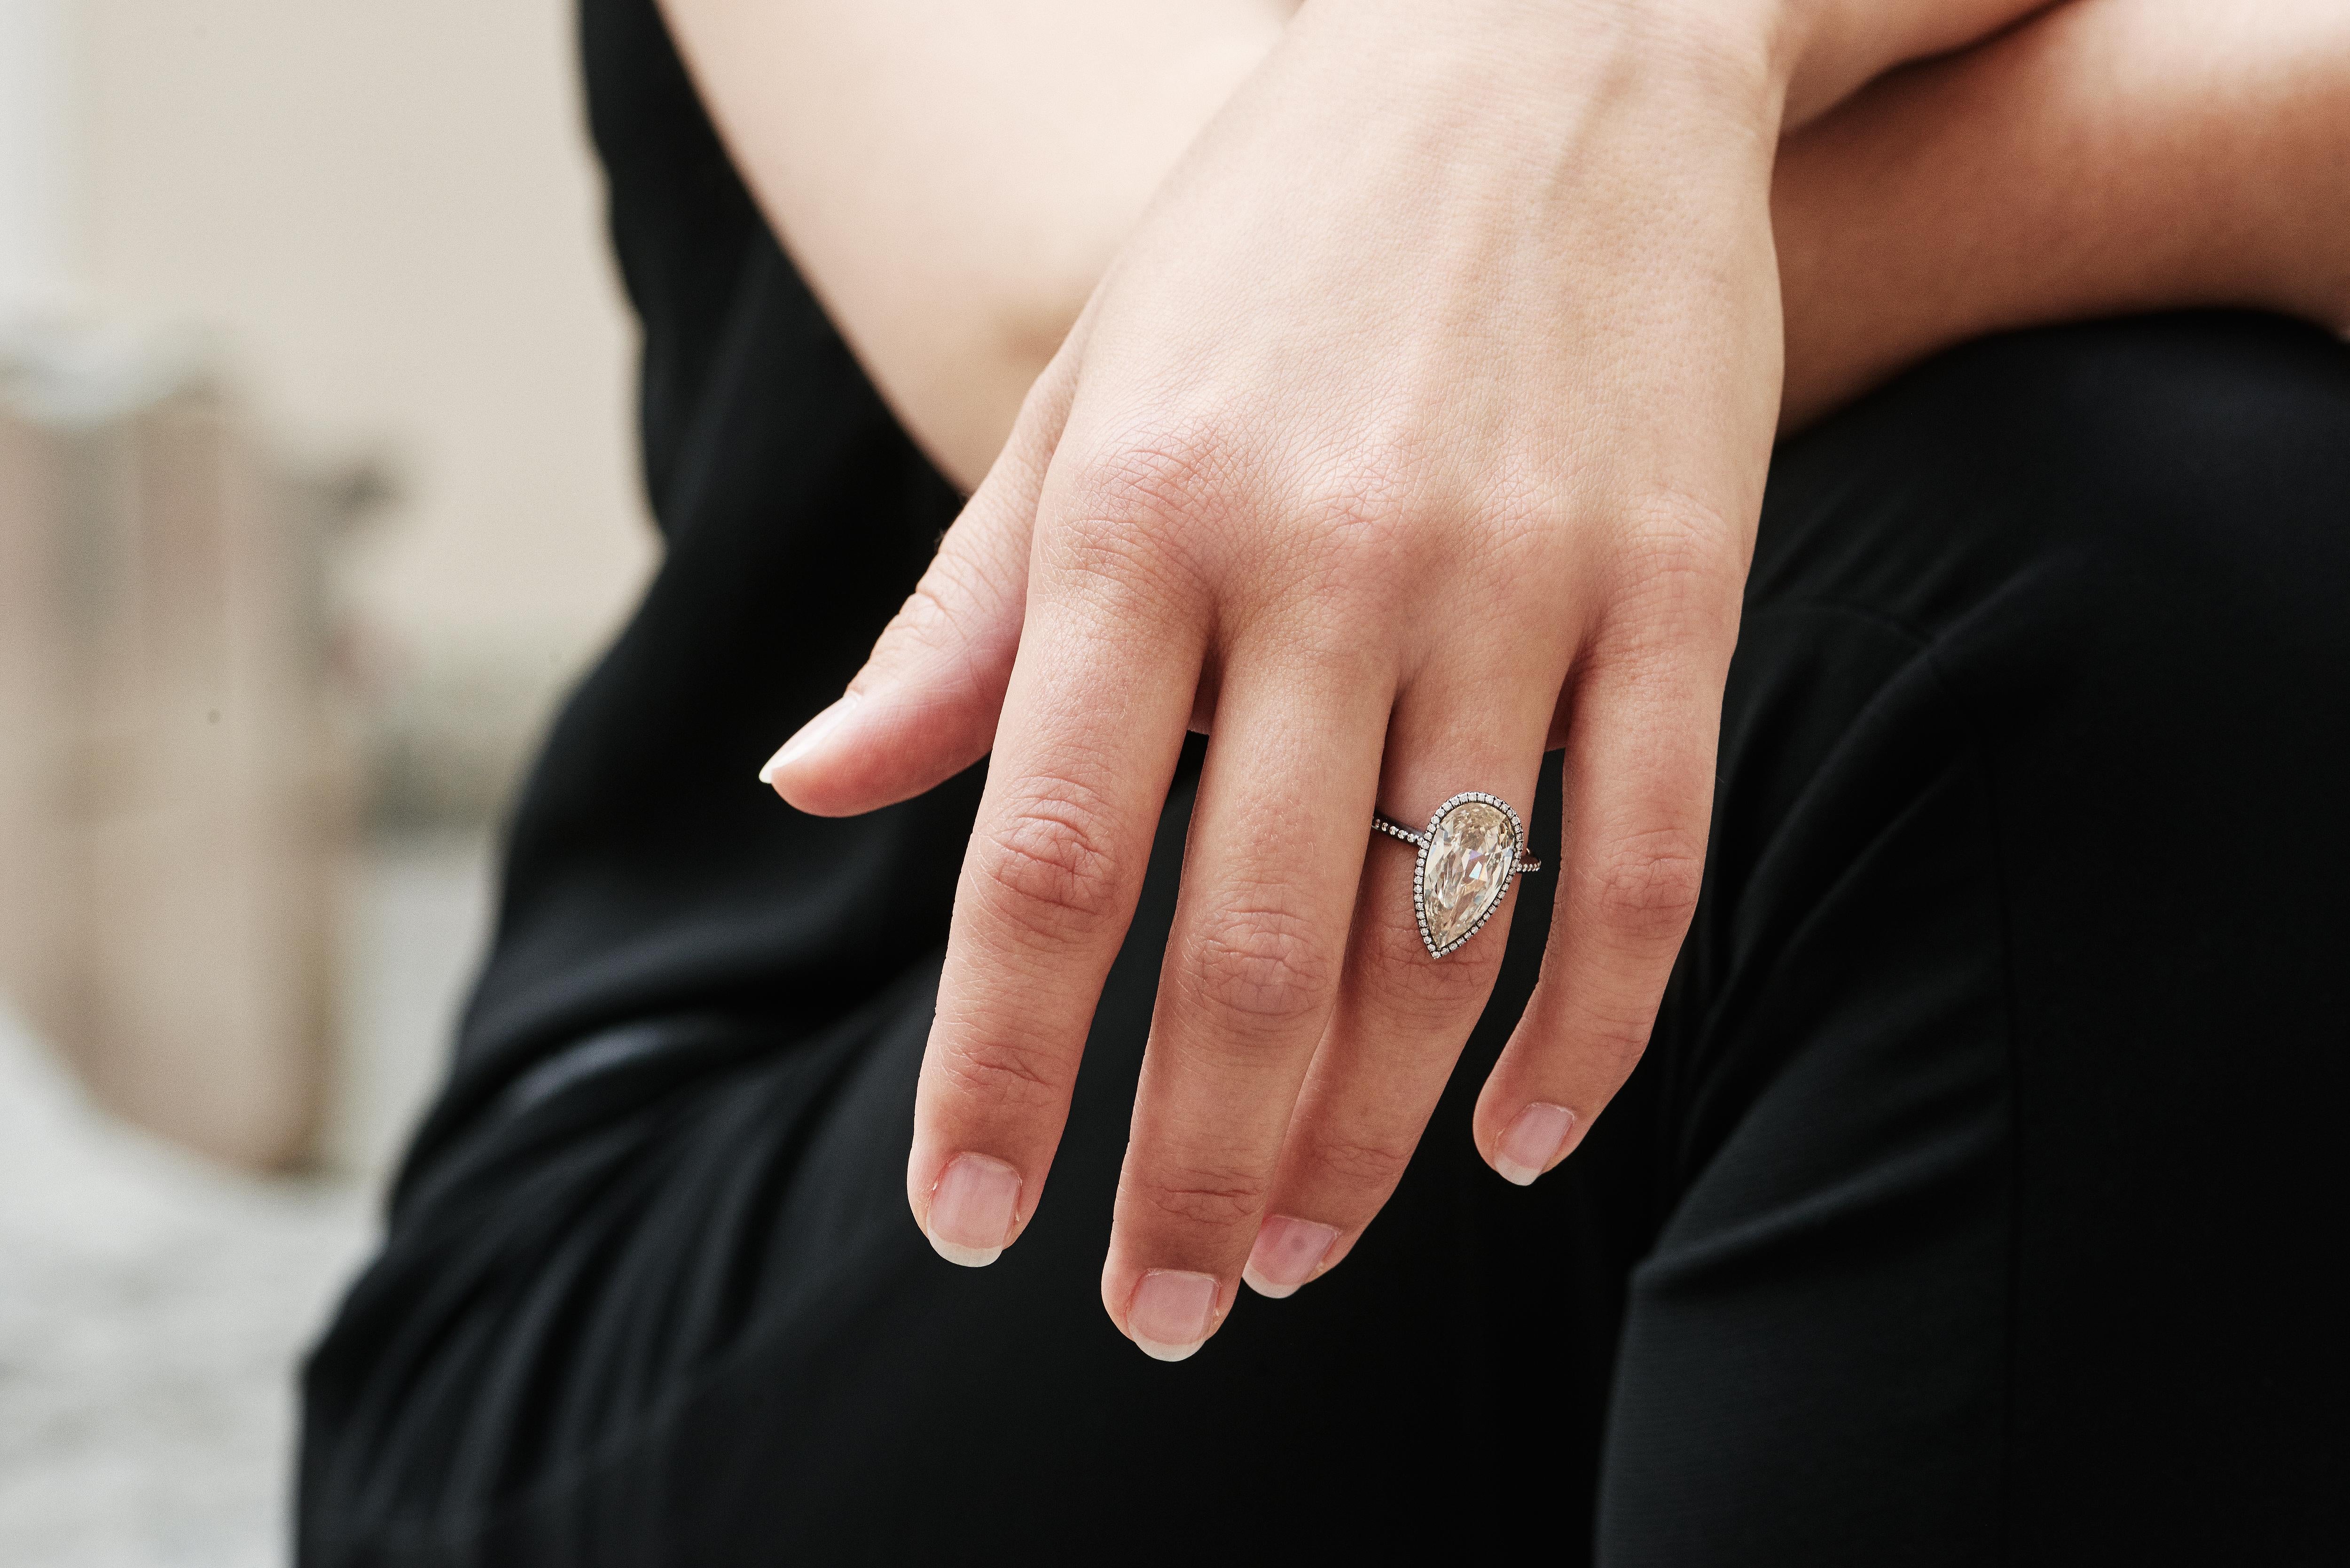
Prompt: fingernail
<box><xmin>1125</xmin><ymin>1270</ymin><xmax>1220</xmax><ymax>1361</ymax></box>
<box><xmin>759</xmin><ymin>692</ymin><xmax>861</xmax><ymax>785</ymax></box>
<box><xmin>1495</xmin><ymin>1102</ymin><xmax>1577</xmax><ymax>1186</ymax></box>
<box><xmin>1242</xmin><ymin>1216</ymin><xmax>1341</xmax><ymax>1300</ymax></box>
<box><xmin>924</xmin><ymin>1153</ymin><xmax>1022</xmax><ymax>1267</ymax></box>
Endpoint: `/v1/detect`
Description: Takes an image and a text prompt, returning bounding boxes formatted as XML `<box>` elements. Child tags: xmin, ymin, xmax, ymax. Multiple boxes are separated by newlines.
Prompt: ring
<box><xmin>1372</xmin><ymin>791</ymin><xmax>1541</xmax><ymax>959</ymax></box>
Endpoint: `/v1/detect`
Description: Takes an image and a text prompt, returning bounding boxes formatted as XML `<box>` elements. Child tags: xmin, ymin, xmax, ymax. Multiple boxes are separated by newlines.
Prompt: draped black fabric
<box><xmin>297</xmin><ymin>3</ymin><xmax>2350</xmax><ymax>1561</ymax></box>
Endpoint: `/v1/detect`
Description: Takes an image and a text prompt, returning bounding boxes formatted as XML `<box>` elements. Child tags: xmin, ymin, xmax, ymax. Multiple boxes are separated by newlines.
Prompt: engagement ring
<box><xmin>1372</xmin><ymin>791</ymin><xmax>1540</xmax><ymax>959</ymax></box>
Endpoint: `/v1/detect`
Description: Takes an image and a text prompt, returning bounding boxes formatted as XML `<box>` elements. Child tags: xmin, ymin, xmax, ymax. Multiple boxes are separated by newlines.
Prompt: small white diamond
<box><xmin>1419</xmin><ymin>800</ymin><xmax>1515</xmax><ymax>952</ymax></box>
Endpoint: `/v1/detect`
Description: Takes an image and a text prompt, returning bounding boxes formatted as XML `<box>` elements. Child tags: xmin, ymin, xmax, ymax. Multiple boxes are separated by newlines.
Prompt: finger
<box><xmin>761</xmin><ymin>352</ymin><xmax>1077</xmax><ymax>817</ymax></box>
<box><xmin>1474</xmin><ymin>630</ymin><xmax>1729</xmax><ymax>1185</ymax></box>
<box><xmin>1241</xmin><ymin>677</ymin><xmax>1550</xmax><ymax>1299</ymax></box>
<box><xmin>907</xmin><ymin>484</ymin><xmax>1206</xmax><ymax>1268</ymax></box>
<box><xmin>1101</xmin><ymin>643</ymin><xmax>1391</xmax><ymax>1357</ymax></box>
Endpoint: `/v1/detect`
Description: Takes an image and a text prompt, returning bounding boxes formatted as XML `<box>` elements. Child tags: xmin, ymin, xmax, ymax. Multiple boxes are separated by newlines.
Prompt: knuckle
<box><xmin>935</xmin><ymin>1035</ymin><xmax>1067</xmax><ymax>1112</ymax></box>
<box><xmin>1290</xmin><ymin>443</ymin><xmax>1414</xmax><ymax>548</ymax></box>
<box><xmin>1625</xmin><ymin>485</ymin><xmax>1742</xmax><ymax>570</ymax></box>
<box><xmin>1301</xmin><ymin>1131</ymin><xmax>1416</xmax><ymax>1192</ymax></box>
<box><xmin>1273</xmin><ymin>491</ymin><xmax>1416</xmax><ymax>623</ymax></box>
<box><xmin>1361</xmin><ymin>905</ymin><xmax>1503</xmax><ymax>1015</ymax></box>
<box><xmin>874</xmin><ymin>561</ymin><xmax>980</xmax><ymax>670</ymax></box>
<box><xmin>1045</xmin><ymin>430</ymin><xmax>1238</xmax><ymax>596</ymax></box>
<box><xmin>908</xmin><ymin>543</ymin><xmax>994</xmax><ymax>632</ymax></box>
<box><xmin>862</xmin><ymin>529</ymin><xmax>1020</xmax><ymax>705</ymax></box>
<box><xmin>1605</xmin><ymin>487</ymin><xmax>1748</xmax><ymax>632</ymax></box>
<box><xmin>1042</xmin><ymin>505</ymin><xmax>1176</xmax><ymax>607</ymax></box>
<box><xmin>1137</xmin><ymin>1162</ymin><xmax>1269</xmax><ymax>1230</ymax></box>
<box><xmin>1279</xmin><ymin>436</ymin><xmax>1456</xmax><ymax>581</ymax></box>
<box><xmin>1585</xmin><ymin>829</ymin><xmax>1708</xmax><ymax>946</ymax></box>
<box><xmin>970</xmin><ymin>780</ymin><xmax>1127</xmax><ymax>946</ymax></box>
<box><xmin>1565</xmin><ymin>994</ymin><xmax>1661</xmax><ymax>1075</ymax></box>
<box><xmin>1070</xmin><ymin>425</ymin><xmax>1237</xmax><ymax>519</ymax></box>
<box><xmin>1181</xmin><ymin>903</ymin><xmax>1336</xmax><ymax>1028</ymax></box>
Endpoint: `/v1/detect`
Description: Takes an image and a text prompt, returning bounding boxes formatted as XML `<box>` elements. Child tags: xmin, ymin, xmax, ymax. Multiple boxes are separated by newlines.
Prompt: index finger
<box><xmin>907</xmin><ymin>501</ymin><xmax>1206</xmax><ymax>1266</ymax></box>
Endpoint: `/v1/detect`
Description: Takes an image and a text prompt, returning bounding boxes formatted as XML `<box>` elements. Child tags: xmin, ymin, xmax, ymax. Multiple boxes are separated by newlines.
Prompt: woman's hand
<box><xmin>663</xmin><ymin>0</ymin><xmax>2048</xmax><ymax>492</ymax></box>
<box><xmin>750</xmin><ymin>0</ymin><xmax>2350</xmax><ymax>1356</ymax></box>
<box><xmin>780</xmin><ymin>0</ymin><xmax>1793</xmax><ymax>1356</ymax></box>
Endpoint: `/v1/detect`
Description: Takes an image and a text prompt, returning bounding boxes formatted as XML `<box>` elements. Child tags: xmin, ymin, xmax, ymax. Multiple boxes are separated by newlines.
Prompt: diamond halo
<box><xmin>1373</xmin><ymin>791</ymin><xmax>1539</xmax><ymax>960</ymax></box>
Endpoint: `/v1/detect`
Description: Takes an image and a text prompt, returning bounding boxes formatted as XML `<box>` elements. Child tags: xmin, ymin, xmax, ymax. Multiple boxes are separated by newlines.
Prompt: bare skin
<box><xmin>664</xmin><ymin>0</ymin><xmax>2350</xmax><ymax>1358</ymax></box>
<box><xmin>1776</xmin><ymin>0</ymin><xmax>2350</xmax><ymax>427</ymax></box>
<box><xmin>670</xmin><ymin>0</ymin><xmax>2348</xmax><ymax>486</ymax></box>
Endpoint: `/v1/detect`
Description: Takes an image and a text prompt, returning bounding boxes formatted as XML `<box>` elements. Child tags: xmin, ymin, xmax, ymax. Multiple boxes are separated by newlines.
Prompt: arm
<box><xmin>662</xmin><ymin>0</ymin><xmax>2061</xmax><ymax>490</ymax></box>
<box><xmin>1778</xmin><ymin>0</ymin><xmax>2350</xmax><ymax>428</ymax></box>
<box><xmin>664</xmin><ymin>0</ymin><xmax>2349</xmax><ymax>486</ymax></box>
<box><xmin>656</xmin><ymin>0</ymin><xmax>1296</xmax><ymax>491</ymax></box>
<box><xmin>717</xmin><ymin>0</ymin><xmax>2350</xmax><ymax>806</ymax></box>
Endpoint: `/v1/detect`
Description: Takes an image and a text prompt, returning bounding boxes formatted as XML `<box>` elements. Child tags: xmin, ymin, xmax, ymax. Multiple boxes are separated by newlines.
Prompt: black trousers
<box><xmin>298</xmin><ymin>312</ymin><xmax>2350</xmax><ymax>1564</ymax></box>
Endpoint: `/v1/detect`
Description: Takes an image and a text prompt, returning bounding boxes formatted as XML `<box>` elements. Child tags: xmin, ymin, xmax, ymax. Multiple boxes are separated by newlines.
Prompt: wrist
<box><xmin>1293</xmin><ymin>0</ymin><xmax>1803</xmax><ymax>137</ymax></box>
<box><xmin>1293</xmin><ymin>0</ymin><xmax>2060</xmax><ymax>133</ymax></box>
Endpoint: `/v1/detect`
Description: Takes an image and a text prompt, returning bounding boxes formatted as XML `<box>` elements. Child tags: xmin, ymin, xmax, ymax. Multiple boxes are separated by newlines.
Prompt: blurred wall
<box><xmin>77</xmin><ymin>0</ymin><xmax>655</xmax><ymax>821</ymax></box>
<box><xmin>0</xmin><ymin>0</ymin><xmax>75</xmax><ymax>308</ymax></box>
<box><xmin>3</xmin><ymin>0</ymin><xmax>658</xmax><ymax>1168</ymax></box>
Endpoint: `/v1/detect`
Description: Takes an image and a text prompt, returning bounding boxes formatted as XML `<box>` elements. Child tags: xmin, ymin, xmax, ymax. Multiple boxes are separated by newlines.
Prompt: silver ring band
<box><xmin>1370</xmin><ymin>810</ymin><xmax>1541</xmax><ymax>873</ymax></box>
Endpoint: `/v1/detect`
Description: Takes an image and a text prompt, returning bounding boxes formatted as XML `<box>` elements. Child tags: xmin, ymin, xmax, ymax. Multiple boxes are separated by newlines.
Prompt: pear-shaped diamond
<box><xmin>1420</xmin><ymin>799</ymin><xmax>1516</xmax><ymax>952</ymax></box>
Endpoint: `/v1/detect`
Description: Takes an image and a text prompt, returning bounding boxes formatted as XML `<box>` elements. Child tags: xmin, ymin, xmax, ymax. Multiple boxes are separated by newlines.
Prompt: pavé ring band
<box><xmin>1372</xmin><ymin>791</ymin><xmax>1541</xmax><ymax>960</ymax></box>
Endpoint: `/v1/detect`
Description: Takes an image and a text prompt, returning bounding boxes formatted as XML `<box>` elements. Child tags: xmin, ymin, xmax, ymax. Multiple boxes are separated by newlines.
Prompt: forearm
<box><xmin>1778</xmin><ymin>0</ymin><xmax>2350</xmax><ymax>430</ymax></box>
<box><xmin>667</xmin><ymin>0</ymin><xmax>2345</xmax><ymax>481</ymax></box>
<box><xmin>657</xmin><ymin>0</ymin><xmax>1293</xmax><ymax>490</ymax></box>
<box><xmin>663</xmin><ymin>0</ymin><xmax>2044</xmax><ymax>489</ymax></box>
<box><xmin>1778</xmin><ymin>0</ymin><xmax>2060</xmax><ymax>125</ymax></box>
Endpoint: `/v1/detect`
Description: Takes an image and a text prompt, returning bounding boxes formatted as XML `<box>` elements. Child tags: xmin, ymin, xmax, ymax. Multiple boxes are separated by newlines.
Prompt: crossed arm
<box><xmin>666</xmin><ymin>0</ymin><xmax>2349</xmax><ymax>1360</ymax></box>
<box><xmin>1776</xmin><ymin>0</ymin><xmax>2350</xmax><ymax>428</ymax></box>
<box><xmin>671</xmin><ymin>0</ymin><xmax>2350</xmax><ymax>487</ymax></box>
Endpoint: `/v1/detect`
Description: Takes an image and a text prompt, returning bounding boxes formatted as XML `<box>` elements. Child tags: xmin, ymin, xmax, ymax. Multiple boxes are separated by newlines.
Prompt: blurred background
<box><xmin>0</xmin><ymin>0</ymin><xmax>653</xmax><ymax>1560</ymax></box>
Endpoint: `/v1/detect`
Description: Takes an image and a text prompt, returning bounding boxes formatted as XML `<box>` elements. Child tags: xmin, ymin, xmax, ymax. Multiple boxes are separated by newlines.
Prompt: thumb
<box><xmin>762</xmin><ymin>353</ymin><xmax>1074</xmax><ymax>817</ymax></box>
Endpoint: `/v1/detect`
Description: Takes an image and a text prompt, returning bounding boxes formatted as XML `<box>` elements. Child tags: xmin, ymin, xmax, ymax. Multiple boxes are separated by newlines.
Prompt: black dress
<box><xmin>298</xmin><ymin>2</ymin><xmax>2350</xmax><ymax>1560</ymax></box>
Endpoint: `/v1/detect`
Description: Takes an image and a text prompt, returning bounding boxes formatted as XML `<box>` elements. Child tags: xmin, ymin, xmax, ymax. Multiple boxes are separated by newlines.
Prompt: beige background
<box><xmin>3</xmin><ymin>3</ymin><xmax>661</xmax><ymax>1558</ymax></box>
<box><xmin>76</xmin><ymin>0</ymin><xmax>654</xmax><ymax>709</ymax></box>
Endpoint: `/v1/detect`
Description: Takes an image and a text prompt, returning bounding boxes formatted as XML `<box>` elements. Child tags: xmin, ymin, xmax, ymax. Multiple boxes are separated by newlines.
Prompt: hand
<box><xmin>770</xmin><ymin>0</ymin><xmax>1790</xmax><ymax>1357</ymax></box>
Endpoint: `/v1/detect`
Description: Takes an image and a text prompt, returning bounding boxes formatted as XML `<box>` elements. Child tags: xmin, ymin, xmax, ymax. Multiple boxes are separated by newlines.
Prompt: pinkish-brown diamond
<box><xmin>1421</xmin><ymin>800</ymin><xmax>1514</xmax><ymax>951</ymax></box>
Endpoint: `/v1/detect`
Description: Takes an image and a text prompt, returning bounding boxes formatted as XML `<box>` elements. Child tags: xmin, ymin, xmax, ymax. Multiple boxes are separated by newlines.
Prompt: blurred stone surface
<box><xmin>0</xmin><ymin>344</ymin><xmax>355</xmax><ymax>1170</ymax></box>
<box><xmin>0</xmin><ymin>832</ymin><xmax>488</xmax><ymax>1566</ymax></box>
<box><xmin>0</xmin><ymin>1001</ymin><xmax>368</xmax><ymax>1567</ymax></box>
<box><xmin>322</xmin><ymin>832</ymin><xmax>494</xmax><ymax>1181</ymax></box>
<box><xmin>2</xmin><ymin>0</ymin><xmax>655</xmax><ymax>1172</ymax></box>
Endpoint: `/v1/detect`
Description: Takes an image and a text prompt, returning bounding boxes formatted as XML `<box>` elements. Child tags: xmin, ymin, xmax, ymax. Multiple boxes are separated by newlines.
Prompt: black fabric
<box><xmin>297</xmin><ymin>3</ymin><xmax>2350</xmax><ymax>1561</ymax></box>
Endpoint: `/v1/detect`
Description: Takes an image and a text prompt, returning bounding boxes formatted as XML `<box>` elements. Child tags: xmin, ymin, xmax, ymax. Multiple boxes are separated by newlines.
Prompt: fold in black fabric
<box><xmin>298</xmin><ymin>2</ymin><xmax>2350</xmax><ymax>1560</ymax></box>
